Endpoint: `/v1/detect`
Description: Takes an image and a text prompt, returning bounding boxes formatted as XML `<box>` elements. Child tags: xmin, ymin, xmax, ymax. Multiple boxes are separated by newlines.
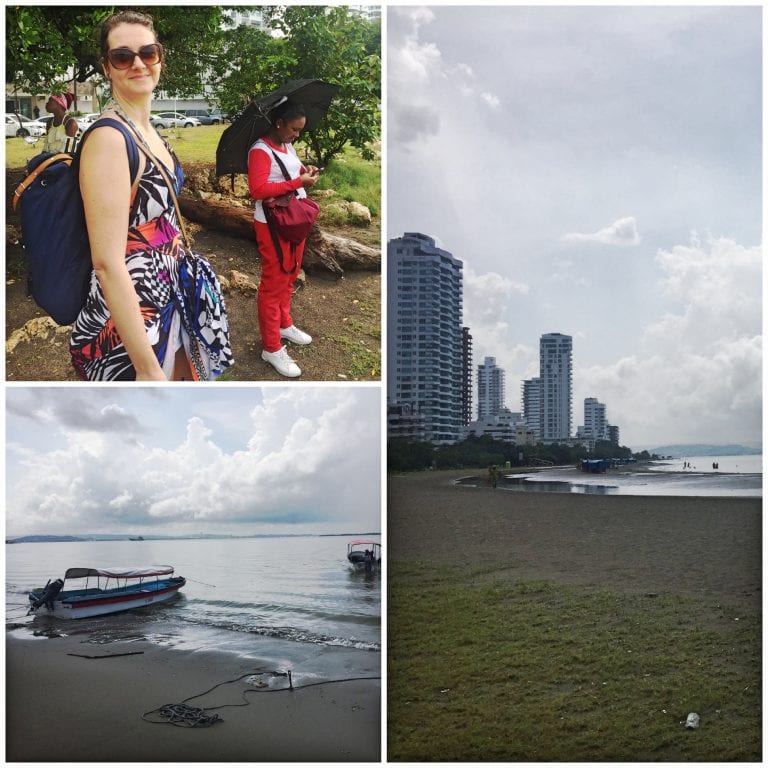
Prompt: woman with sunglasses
<box><xmin>70</xmin><ymin>10</ymin><xmax>232</xmax><ymax>380</ymax></box>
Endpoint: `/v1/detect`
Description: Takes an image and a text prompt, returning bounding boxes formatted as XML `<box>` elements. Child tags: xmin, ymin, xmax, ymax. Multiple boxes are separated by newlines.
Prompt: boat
<box><xmin>347</xmin><ymin>540</ymin><xmax>381</xmax><ymax>572</ymax></box>
<box><xmin>28</xmin><ymin>566</ymin><xmax>186</xmax><ymax>620</ymax></box>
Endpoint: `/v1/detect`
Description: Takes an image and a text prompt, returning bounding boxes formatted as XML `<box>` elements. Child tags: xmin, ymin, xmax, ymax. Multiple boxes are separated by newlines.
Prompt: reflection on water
<box><xmin>456</xmin><ymin>466</ymin><xmax>761</xmax><ymax>498</ymax></box>
<box><xmin>502</xmin><ymin>477</ymin><xmax>618</xmax><ymax>495</ymax></box>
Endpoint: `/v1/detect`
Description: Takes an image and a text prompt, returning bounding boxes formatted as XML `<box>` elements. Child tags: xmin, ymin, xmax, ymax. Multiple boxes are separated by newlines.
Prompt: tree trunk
<box><xmin>179</xmin><ymin>194</ymin><xmax>379</xmax><ymax>277</ymax></box>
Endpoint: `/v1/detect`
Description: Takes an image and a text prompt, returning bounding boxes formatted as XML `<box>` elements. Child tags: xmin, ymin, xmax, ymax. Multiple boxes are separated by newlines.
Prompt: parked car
<box><xmin>76</xmin><ymin>113</ymin><xmax>101</xmax><ymax>131</ymax></box>
<box><xmin>182</xmin><ymin>109</ymin><xmax>220</xmax><ymax>125</ymax></box>
<box><xmin>150</xmin><ymin>111</ymin><xmax>200</xmax><ymax>129</ymax></box>
<box><xmin>209</xmin><ymin>108</ymin><xmax>231</xmax><ymax>123</ymax></box>
<box><xmin>5</xmin><ymin>114</ymin><xmax>47</xmax><ymax>138</ymax></box>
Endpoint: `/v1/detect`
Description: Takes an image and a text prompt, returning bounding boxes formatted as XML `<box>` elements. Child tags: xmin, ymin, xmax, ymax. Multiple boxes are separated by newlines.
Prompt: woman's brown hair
<box><xmin>99</xmin><ymin>10</ymin><xmax>158</xmax><ymax>64</ymax></box>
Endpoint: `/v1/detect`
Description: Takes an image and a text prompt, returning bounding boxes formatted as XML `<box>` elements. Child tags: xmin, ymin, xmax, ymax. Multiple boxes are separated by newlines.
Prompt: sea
<box><xmin>486</xmin><ymin>454</ymin><xmax>763</xmax><ymax>497</ymax></box>
<box><xmin>5</xmin><ymin>535</ymin><xmax>381</xmax><ymax>682</ymax></box>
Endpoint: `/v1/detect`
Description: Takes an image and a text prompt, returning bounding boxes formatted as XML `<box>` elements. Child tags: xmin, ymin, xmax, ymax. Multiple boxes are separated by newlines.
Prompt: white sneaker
<box><xmin>261</xmin><ymin>346</ymin><xmax>301</xmax><ymax>377</ymax></box>
<box><xmin>280</xmin><ymin>324</ymin><xmax>312</xmax><ymax>345</ymax></box>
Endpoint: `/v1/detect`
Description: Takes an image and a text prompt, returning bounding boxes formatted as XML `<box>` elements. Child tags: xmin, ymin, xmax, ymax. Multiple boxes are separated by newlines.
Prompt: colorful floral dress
<box><xmin>70</xmin><ymin>141</ymin><xmax>233</xmax><ymax>380</ymax></box>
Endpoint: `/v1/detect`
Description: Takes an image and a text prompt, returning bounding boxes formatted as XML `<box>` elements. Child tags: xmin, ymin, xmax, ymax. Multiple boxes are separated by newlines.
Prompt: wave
<box><xmin>176</xmin><ymin>614</ymin><xmax>380</xmax><ymax>652</ymax></box>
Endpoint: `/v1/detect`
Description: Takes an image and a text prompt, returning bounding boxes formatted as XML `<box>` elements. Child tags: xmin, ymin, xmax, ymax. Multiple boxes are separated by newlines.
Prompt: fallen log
<box><xmin>179</xmin><ymin>195</ymin><xmax>379</xmax><ymax>277</ymax></box>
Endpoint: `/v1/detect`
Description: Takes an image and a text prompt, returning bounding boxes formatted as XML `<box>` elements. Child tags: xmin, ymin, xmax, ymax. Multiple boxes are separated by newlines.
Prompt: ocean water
<box><xmin>5</xmin><ymin>535</ymin><xmax>380</xmax><ymax>680</ymax></box>
<box><xmin>487</xmin><ymin>454</ymin><xmax>763</xmax><ymax>497</ymax></box>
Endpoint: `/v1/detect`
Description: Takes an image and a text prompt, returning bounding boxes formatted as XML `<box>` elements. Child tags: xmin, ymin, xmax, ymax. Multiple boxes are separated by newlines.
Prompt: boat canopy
<box><xmin>64</xmin><ymin>566</ymin><xmax>174</xmax><ymax>580</ymax></box>
<box><xmin>348</xmin><ymin>540</ymin><xmax>380</xmax><ymax>547</ymax></box>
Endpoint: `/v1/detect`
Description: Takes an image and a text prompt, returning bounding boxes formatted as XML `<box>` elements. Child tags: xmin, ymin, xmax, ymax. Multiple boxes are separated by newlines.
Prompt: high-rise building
<box><xmin>582</xmin><ymin>397</ymin><xmax>609</xmax><ymax>441</ymax></box>
<box><xmin>478</xmin><ymin>356</ymin><xmax>505</xmax><ymax>419</ymax></box>
<box><xmin>522</xmin><ymin>377</ymin><xmax>541</xmax><ymax>439</ymax></box>
<box><xmin>387</xmin><ymin>233</ymin><xmax>465</xmax><ymax>444</ymax></box>
<box><xmin>539</xmin><ymin>333</ymin><xmax>572</xmax><ymax>440</ymax></box>
<box><xmin>461</xmin><ymin>328</ymin><xmax>473</xmax><ymax>427</ymax></box>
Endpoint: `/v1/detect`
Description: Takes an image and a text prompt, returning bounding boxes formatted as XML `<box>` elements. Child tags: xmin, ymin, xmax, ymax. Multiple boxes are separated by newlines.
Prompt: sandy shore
<box><xmin>6</xmin><ymin>633</ymin><xmax>380</xmax><ymax>762</ymax></box>
<box><xmin>389</xmin><ymin>470</ymin><xmax>762</xmax><ymax>610</ymax></box>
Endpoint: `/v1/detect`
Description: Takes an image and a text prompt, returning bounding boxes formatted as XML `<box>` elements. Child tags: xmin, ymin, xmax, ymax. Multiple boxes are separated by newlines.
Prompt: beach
<box><xmin>6</xmin><ymin>632</ymin><xmax>380</xmax><ymax>762</ymax></box>
<box><xmin>388</xmin><ymin>470</ymin><xmax>762</xmax><ymax>761</ymax></box>
<box><xmin>389</xmin><ymin>470</ymin><xmax>761</xmax><ymax>608</ymax></box>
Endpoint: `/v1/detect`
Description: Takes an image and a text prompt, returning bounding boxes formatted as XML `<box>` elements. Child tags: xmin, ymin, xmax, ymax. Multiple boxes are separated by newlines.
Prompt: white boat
<box><xmin>28</xmin><ymin>566</ymin><xmax>186</xmax><ymax>620</ymax></box>
<box><xmin>347</xmin><ymin>540</ymin><xmax>381</xmax><ymax>572</ymax></box>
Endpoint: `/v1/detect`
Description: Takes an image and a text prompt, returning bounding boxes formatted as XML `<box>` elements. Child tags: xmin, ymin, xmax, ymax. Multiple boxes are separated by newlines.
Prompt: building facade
<box><xmin>522</xmin><ymin>376</ymin><xmax>541</xmax><ymax>440</ymax></box>
<box><xmin>477</xmin><ymin>356</ymin><xmax>505</xmax><ymax>419</ymax></box>
<box><xmin>387</xmin><ymin>233</ymin><xmax>465</xmax><ymax>444</ymax></box>
<box><xmin>539</xmin><ymin>333</ymin><xmax>572</xmax><ymax>441</ymax></box>
<box><xmin>581</xmin><ymin>397</ymin><xmax>608</xmax><ymax>441</ymax></box>
<box><xmin>461</xmin><ymin>327</ymin><xmax>473</xmax><ymax>427</ymax></box>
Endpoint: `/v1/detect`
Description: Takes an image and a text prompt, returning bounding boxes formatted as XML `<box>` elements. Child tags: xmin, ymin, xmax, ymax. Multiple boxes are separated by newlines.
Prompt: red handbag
<box><xmin>264</xmin><ymin>194</ymin><xmax>320</xmax><ymax>245</ymax></box>
<box><xmin>263</xmin><ymin>149</ymin><xmax>319</xmax><ymax>244</ymax></box>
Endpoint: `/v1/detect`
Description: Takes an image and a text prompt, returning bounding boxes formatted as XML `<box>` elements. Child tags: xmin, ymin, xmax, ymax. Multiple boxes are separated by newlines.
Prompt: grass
<box><xmin>6</xmin><ymin>126</ymin><xmax>380</xmax><ymax>211</ymax></box>
<box><xmin>388</xmin><ymin>563</ymin><xmax>761</xmax><ymax>762</ymax></box>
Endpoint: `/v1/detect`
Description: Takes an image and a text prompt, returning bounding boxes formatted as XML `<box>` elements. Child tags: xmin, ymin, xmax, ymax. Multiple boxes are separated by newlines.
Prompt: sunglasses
<box><xmin>107</xmin><ymin>43</ymin><xmax>163</xmax><ymax>70</ymax></box>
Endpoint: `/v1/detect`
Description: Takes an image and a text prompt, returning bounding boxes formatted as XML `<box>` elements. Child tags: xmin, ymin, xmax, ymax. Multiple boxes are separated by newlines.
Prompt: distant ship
<box><xmin>129</xmin><ymin>536</ymin><xmax>145</xmax><ymax>541</ymax></box>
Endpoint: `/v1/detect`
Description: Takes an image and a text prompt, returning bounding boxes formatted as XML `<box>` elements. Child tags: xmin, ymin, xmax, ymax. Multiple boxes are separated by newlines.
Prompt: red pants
<box><xmin>253</xmin><ymin>220</ymin><xmax>305</xmax><ymax>352</ymax></box>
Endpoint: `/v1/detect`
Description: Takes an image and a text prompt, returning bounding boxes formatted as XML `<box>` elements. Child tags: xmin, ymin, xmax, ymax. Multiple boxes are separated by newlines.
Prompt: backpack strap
<box><xmin>12</xmin><ymin>153</ymin><xmax>74</xmax><ymax>211</ymax></box>
<box><xmin>76</xmin><ymin>117</ymin><xmax>141</xmax><ymax>202</ymax></box>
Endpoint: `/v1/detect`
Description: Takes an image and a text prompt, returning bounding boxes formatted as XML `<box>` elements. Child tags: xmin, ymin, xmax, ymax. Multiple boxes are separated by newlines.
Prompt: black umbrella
<box><xmin>215</xmin><ymin>79</ymin><xmax>339</xmax><ymax>178</ymax></box>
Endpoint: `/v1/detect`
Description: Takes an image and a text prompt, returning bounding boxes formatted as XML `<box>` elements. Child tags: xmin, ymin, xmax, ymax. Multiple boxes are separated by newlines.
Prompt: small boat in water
<box><xmin>347</xmin><ymin>540</ymin><xmax>381</xmax><ymax>573</ymax></box>
<box><xmin>28</xmin><ymin>566</ymin><xmax>186</xmax><ymax>619</ymax></box>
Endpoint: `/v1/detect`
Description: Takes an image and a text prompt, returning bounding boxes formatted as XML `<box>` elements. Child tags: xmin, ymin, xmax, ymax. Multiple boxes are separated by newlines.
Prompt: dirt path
<box><xmin>5</xmin><ymin>204</ymin><xmax>380</xmax><ymax>383</ymax></box>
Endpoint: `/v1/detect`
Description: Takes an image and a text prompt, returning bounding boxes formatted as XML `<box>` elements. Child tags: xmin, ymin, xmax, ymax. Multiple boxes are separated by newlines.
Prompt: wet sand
<box><xmin>389</xmin><ymin>470</ymin><xmax>762</xmax><ymax>610</ymax></box>
<box><xmin>6</xmin><ymin>633</ymin><xmax>380</xmax><ymax>762</ymax></box>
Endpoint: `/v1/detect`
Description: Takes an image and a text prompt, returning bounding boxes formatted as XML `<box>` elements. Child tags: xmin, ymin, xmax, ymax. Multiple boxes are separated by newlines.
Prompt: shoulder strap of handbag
<box><xmin>269</xmin><ymin>148</ymin><xmax>299</xmax><ymax>196</ymax></box>
<box><xmin>261</xmin><ymin>148</ymin><xmax>299</xmax><ymax>274</ymax></box>
<box><xmin>113</xmin><ymin>114</ymin><xmax>191</xmax><ymax>249</ymax></box>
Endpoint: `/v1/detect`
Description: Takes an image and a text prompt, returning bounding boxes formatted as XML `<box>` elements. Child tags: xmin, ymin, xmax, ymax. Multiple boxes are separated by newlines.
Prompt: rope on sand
<box><xmin>141</xmin><ymin>672</ymin><xmax>382</xmax><ymax>728</ymax></box>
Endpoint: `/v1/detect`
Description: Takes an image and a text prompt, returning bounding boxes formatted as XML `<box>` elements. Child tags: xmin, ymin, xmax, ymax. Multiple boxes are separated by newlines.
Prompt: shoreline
<box><xmin>6</xmin><ymin>631</ymin><xmax>380</xmax><ymax>762</ymax></box>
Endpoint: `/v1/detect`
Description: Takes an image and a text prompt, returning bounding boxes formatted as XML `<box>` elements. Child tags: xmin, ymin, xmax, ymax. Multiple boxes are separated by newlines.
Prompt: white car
<box><xmin>5</xmin><ymin>114</ymin><xmax>47</xmax><ymax>138</ymax></box>
<box><xmin>150</xmin><ymin>111</ymin><xmax>201</xmax><ymax>129</ymax></box>
<box><xmin>76</xmin><ymin>113</ymin><xmax>101</xmax><ymax>131</ymax></box>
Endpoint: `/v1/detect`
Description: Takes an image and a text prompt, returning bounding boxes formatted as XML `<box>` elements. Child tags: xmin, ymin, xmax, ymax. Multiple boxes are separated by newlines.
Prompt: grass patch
<box><xmin>329</xmin><ymin>335</ymin><xmax>380</xmax><ymax>379</ymax></box>
<box><xmin>388</xmin><ymin>563</ymin><xmax>761</xmax><ymax>762</ymax></box>
<box><xmin>314</xmin><ymin>144</ymin><xmax>380</xmax><ymax>216</ymax></box>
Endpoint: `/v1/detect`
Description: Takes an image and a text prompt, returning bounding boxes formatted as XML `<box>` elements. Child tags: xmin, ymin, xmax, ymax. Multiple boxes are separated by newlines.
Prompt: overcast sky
<box><xmin>388</xmin><ymin>5</ymin><xmax>762</xmax><ymax>448</ymax></box>
<box><xmin>6</xmin><ymin>387</ymin><xmax>381</xmax><ymax>537</ymax></box>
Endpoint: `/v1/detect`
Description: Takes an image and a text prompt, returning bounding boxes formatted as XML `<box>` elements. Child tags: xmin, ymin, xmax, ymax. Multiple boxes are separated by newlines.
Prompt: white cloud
<box><xmin>563</xmin><ymin>216</ymin><xmax>641</xmax><ymax>246</ymax></box>
<box><xmin>480</xmin><ymin>92</ymin><xmax>500</xmax><ymax>108</ymax></box>
<box><xmin>576</xmin><ymin>237</ymin><xmax>762</xmax><ymax>445</ymax></box>
<box><xmin>7</xmin><ymin>389</ymin><xmax>380</xmax><ymax>536</ymax></box>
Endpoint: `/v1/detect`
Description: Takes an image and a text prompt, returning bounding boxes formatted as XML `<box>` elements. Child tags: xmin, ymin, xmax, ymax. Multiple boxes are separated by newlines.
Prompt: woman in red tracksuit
<box><xmin>248</xmin><ymin>103</ymin><xmax>320</xmax><ymax>377</ymax></box>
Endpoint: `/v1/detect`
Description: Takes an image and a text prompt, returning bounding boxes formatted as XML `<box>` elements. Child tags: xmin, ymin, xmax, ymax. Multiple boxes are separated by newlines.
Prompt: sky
<box><xmin>388</xmin><ymin>5</ymin><xmax>763</xmax><ymax>448</ymax></box>
<box><xmin>5</xmin><ymin>386</ymin><xmax>381</xmax><ymax>538</ymax></box>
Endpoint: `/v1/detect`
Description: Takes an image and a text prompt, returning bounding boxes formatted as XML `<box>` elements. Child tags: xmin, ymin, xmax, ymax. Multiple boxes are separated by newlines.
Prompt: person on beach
<box><xmin>488</xmin><ymin>464</ymin><xmax>499</xmax><ymax>489</ymax></box>
<box><xmin>70</xmin><ymin>10</ymin><xmax>232</xmax><ymax>380</ymax></box>
<box><xmin>43</xmin><ymin>92</ymin><xmax>79</xmax><ymax>153</ymax></box>
<box><xmin>248</xmin><ymin>102</ymin><xmax>320</xmax><ymax>377</ymax></box>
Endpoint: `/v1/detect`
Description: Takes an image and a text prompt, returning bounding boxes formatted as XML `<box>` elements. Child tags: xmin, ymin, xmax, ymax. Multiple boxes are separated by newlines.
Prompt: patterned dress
<box><xmin>70</xmin><ymin>140</ymin><xmax>233</xmax><ymax>380</ymax></box>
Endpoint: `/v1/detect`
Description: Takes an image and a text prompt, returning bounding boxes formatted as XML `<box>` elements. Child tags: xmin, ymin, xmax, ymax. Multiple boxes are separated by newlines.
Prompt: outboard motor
<box><xmin>29</xmin><ymin>578</ymin><xmax>64</xmax><ymax>611</ymax></box>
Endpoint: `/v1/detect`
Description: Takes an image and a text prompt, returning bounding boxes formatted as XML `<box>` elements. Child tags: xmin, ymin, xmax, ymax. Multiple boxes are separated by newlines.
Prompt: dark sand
<box><xmin>389</xmin><ymin>470</ymin><xmax>762</xmax><ymax>610</ymax></box>
<box><xmin>6</xmin><ymin>634</ymin><xmax>380</xmax><ymax>762</ymax></box>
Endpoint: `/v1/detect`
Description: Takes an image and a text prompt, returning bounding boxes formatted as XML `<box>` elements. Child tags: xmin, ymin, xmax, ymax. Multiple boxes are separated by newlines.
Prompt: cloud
<box><xmin>6</xmin><ymin>388</ymin><xmax>146</xmax><ymax>435</ymax></box>
<box><xmin>563</xmin><ymin>216</ymin><xmax>641</xmax><ymax>246</ymax></box>
<box><xmin>480</xmin><ymin>92</ymin><xmax>501</xmax><ymax>108</ymax></box>
<box><xmin>575</xmin><ymin>237</ymin><xmax>762</xmax><ymax>445</ymax></box>
<box><xmin>7</xmin><ymin>389</ymin><xmax>381</xmax><ymax>536</ymax></box>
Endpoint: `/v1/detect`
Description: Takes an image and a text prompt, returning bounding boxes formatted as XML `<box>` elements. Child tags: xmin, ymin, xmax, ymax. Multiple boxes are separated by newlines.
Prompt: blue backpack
<box><xmin>12</xmin><ymin>118</ymin><xmax>140</xmax><ymax>326</ymax></box>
